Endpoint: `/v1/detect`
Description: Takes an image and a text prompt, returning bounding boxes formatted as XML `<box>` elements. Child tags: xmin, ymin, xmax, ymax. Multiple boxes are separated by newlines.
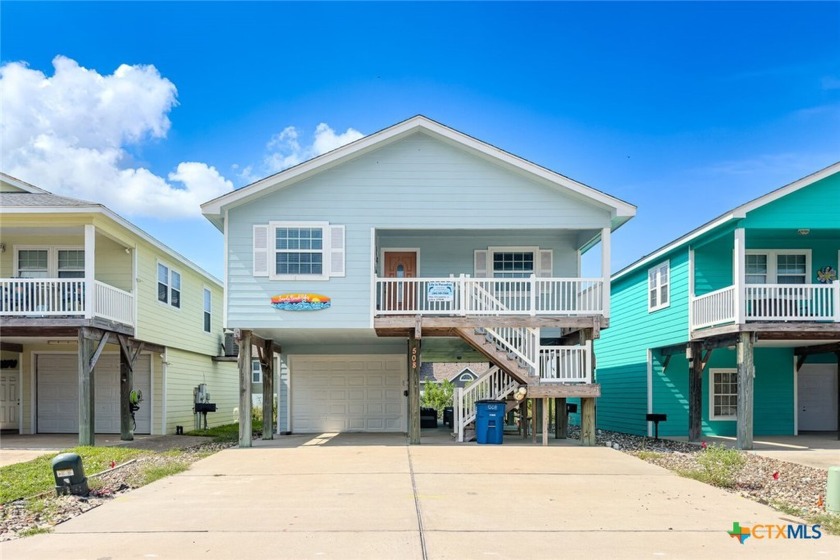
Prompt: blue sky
<box><xmin>2</xmin><ymin>1</ymin><xmax>838</xmax><ymax>279</ymax></box>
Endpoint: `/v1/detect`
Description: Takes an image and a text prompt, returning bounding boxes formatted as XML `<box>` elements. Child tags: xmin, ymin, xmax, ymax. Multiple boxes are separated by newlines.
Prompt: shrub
<box><xmin>680</xmin><ymin>443</ymin><xmax>746</xmax><ymax>488</ymax></box>
<box><xmin>422</xmin><ymin>380</ymin><xmax>454</xmax><ymax>415</ymax></box>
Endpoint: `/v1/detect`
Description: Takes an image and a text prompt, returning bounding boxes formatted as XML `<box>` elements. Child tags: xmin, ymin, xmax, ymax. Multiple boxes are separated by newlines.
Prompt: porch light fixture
<box><xmin>797</xmin><ymin>228</ymin><xmax>810</xmax><ymax>236</ymax></box>
<box><xmin>0</xmin><ymin>242</ymin><xmax>5</xmax><ymax>253</ymax></box>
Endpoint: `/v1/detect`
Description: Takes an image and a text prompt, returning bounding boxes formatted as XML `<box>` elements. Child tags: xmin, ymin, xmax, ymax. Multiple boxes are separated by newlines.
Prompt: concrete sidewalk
<box><xmin>2</xmin><ymin>433</ymin><xmax>837</xmax><ymax>559</ymax></box>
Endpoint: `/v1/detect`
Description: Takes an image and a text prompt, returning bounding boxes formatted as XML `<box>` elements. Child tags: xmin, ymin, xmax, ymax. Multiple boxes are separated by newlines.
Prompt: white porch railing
<box><xmin>0</xmin><ymin>278</ymin><xmax>85</xmax><ymax>316</ymax></box>
<box><xmin>745</xmin><ymin>284</ymin><xmax>838</xmax><ymax>321</ymax></box>
<box><xmin>0</xmin><ymin>278</ymin><xmax>134</xmax><ymax>326</ymax></box>
<box><xmin>691</xmin><ymin>286</ymin><xmax>736</xmax><ymax>329</ymax></box>
<box><xmin>375</xmin><ymin>276</ymin><xmax>605</xmax><ymax>316</ymax></box>
<box><xmin>94</xmin><ymin>281</ymin><xmax>135</xmax><ymax>325</ymax></box>
<box><xmin>691</xmin><ymin>283</ymin><xmax>839</xmax><ymax>329</ymax></box>
<box><xmin>539</xmin><ymin>341</ymin><xmax>592</xmax><ymax>384</ymax></box>
<box><xmin>455</xmin><ymin>365</ymin><xmax>518</xmax><ymax>442</ymax></box>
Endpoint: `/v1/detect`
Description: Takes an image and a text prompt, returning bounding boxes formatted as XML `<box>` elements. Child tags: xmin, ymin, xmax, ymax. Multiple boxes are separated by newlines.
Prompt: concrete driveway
<box><xmin>2</xmin><ymin>433</ymin><xmax>838</xmax><ymax>559</ymax></box>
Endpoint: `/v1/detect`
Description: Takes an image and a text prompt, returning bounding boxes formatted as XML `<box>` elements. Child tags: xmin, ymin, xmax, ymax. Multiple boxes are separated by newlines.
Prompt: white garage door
<box><xmin>798</xmin><ymin>363</ymin><xmax>838</xmax><ymax>431</ymax></box>
<box><xmin>291</xmin><ymin>355</ymin><xmax>405</xmax><ymax>433</ymax></box>
<box><xmin>37</xmin><ymin>354</ymin><xmax>151</xmax><ymax>434</ymax></box>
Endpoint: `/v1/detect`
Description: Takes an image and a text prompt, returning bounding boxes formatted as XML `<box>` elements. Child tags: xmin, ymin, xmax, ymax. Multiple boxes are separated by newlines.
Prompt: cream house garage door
<box><xmin>291</xmin><ymin>355</ymin><xmax>405</xmax><ymax>433</ymax></box>
<box><xmin>37</xmin><ymin>354</ymin><xmax>151</xmax><ymax>434</ymax></box>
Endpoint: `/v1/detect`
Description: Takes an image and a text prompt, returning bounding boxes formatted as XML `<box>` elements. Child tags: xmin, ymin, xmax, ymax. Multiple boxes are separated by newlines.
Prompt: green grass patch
<box><xmin>0</xmin><ymin>446</ymin><xmax>146</xmax><ymax>504</ymax></box>
<box><xmin>809</xmin><ymin>512</ymin><xmax>840</xmax><ymax>536</ymax></box>
<box><xmin>19</xmin><ymin>526</ymin><xmax>52</xmax><ymax>538</ymax></box>
<box><xmin>186</xmin><ymin>420</ymin><xmax>262</xmax><ymax>443</ymax></box>
<box><xmin>676</xmin><ymin>444</ymin><xmax>745</xmax><ymax>488</ymax></box>
<box><xmin>25</xmin><ymin>497</ymin><xmax>59</xmax><ymax>517</ymax></box>
<box><xmin>769</xmin><ymin>501</ymin><xmax>840</xmax><ymax>536</ymax></box>
<box><xmin>636</xmin><ymin>451</ymin><xmax>664</xmax><ymax>461</ymax></box>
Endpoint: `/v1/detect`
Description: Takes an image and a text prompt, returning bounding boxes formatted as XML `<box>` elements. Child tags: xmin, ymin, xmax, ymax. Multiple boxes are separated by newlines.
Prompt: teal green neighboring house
<box><xmin>596</xmin><ymin>163</ymin><xmax>840</xmax><ymax>449</ymax></box>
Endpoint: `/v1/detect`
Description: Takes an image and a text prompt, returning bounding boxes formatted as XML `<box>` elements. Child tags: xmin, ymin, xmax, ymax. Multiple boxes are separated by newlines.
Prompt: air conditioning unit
<box><xmin>222</xmin><ymin>331</ymin><xmax>239</xmax><ymax>357</ymax></box>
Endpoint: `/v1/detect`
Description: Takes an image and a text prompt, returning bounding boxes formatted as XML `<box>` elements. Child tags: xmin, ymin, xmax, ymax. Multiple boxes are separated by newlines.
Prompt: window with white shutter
<box><xmin>330</xmin><ymin>225</ymin><xmax>346</xmax><ymax>277</ymax></box>
<box><xmin>259</xmin><ymin>221</ymin><xmax>344</xmax><ymax>281</ymax></box>
<box><xmin>253</xmin><ymin>225</ymin><xmax>269</xmax><ymax>277</ymax></box>
<box><xmin>474</xmin><ymin>250</ymin><xmax>489</xmax><ymax>278</ymax></box>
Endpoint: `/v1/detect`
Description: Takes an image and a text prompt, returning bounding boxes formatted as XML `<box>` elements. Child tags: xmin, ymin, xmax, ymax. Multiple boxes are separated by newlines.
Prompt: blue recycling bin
<box><xmin>475</xmin><ymin>399</ymin><xmax>505</xmax><ymax>444</ymax></box>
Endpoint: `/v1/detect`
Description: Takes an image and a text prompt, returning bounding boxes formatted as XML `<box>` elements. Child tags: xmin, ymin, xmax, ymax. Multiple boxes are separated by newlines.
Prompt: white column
<box><xmin>601</xmin><ymin>227</ymin><xmax>611</xmax><ymax>319</ymax></box>
<box><xmin>84</xmin><ymin>225</ymin><xmax>95</xmax><ymax>319</ymax></box>
<box><xmin>688</xmin><ymin>247</ymin><xmax>695</xmax><ymax>334</ymax></box>
<box><xmin>733</xmin><ymin>227</ymin><xmax>745</xmax><ymax>324</ymax></box>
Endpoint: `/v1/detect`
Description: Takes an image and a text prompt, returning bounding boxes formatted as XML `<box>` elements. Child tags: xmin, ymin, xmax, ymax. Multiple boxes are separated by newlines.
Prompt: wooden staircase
<box><xmin>452</xmin><ymin>325</ymin><xmax>599</xmax><ymax>443</ymax></box>
<box><xmin>454</xmin><ymin>327</ymin><xmax>536</xmax><ymax>385</ymax></box>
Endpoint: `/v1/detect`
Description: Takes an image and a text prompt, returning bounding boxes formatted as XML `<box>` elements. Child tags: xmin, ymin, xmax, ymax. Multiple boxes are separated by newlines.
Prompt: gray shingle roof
<box><xmin>0</xmin><ymin>192</ymin><xmax>101</xmax><ymax>208</ymax></box>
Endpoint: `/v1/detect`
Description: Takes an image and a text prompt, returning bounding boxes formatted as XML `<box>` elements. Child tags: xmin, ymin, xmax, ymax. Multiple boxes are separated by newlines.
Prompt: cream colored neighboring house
<box><xmin>0</xmin><ymin>173</ymin><xmax>237</xmax><ymax>445</ymax></box>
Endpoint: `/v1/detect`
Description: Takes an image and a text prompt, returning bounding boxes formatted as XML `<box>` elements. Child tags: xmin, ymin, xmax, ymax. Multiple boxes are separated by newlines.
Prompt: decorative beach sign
<box><xmin>427</xmin><ymin>281</ymin><xmax>454</xmax><ymax>303</ymax></box>
<box><xmin>271</xmin><ymin>293</ymin><xmax>331</xmax><ymax>311</ymax></box>
<box><xmin>817</xmin><ymin>266</ymin><xmax>836</xmax><ymax>284</ymax></box>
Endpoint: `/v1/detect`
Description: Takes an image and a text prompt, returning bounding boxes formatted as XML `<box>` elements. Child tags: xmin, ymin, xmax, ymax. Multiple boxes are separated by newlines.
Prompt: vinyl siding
<box><xmin>651</xmin><ymin>348</ymin><xmax>795</xmax><ymax>437</ymax></box>
<box><xmin>377</xmin><ymin>232</ymin><xmax>579</xmax><ymax>277</ymax></box>
<box><xmin>595</xmin><ymin>249</ymin><xmax>690</xmax><ymax>435</ymax></box>
<box><xmin>226</xmin><ymin>131</ymin><xmax>613</xmax><ymax>329</ymax></box>
<box><xmin>134</xmin><ymin>244</ymin><xmax>224</xmax><ymax>357</ymax></box>
<box><xmin>744</xmin><ymin>172</ymin><xmax>840</xmax><ymax>230</ymax></box>
<box><xmin>694</xmin><ymin>235</ymin><xmax>733</xmax><ymax>295</ymax></box>
<box><xmin>163</xmin><ymin>347</ymin><xmax>238</xmax><ymax>433</ymax></box>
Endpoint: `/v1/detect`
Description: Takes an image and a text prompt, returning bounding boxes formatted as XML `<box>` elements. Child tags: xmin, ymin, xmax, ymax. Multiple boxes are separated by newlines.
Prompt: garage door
<box><xmin>37</xmin><ymin>354</ymin><xmax>151</xmax><ymax>434</ymax></box>
<box><xmin>291</xmin><ymin>355</ymin><xmax>405</xmax><ymax>433</ymax></box>
<box><xmin>798</xmin><ymin>363</ymin><xmax>838</xmax><ymax>431</ymax></box>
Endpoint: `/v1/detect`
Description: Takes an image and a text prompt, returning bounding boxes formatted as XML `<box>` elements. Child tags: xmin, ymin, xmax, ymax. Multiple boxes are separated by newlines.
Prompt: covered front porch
<box><xmin>679</xmin><ymin>328</ymin><xmax>840</xmax><ymax>450</ymax></box>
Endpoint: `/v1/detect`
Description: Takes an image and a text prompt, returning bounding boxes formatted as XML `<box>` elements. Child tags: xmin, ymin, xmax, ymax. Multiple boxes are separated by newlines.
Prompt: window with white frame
<box><xmin>203</xmin><ymin>288</ymin><xmax>212</xmax><ymax>333</ymax></box>
<box><xmin>745</xmin><ymin>250</ymin><xmax>809</xmax><ymax>284</ymax></box>
<box><xmin>57</xmin><ymin>250</ymin><xmax>85</xmax><ymax>278</ymax></box>
<box><xmin>17</xmin><ymin>249</ymin><xmax>49</xmax><ymax>278</ymax></box>
<box><xmin>15</xmin><ymin>247</ymin><xmax>85</xmax><ymax>278</ymax></box>
<box><xmin>648</xmin><ymin>261</ymin><xmax>670</xmax><ymax>312</ymax></box>
<box><xmin>157</xmin><ymin>263</ymin><xmax>181</xmax><ymax>308</ymax></box>
<box><xmin>251</xmin><ymin>359</ymin><xmax>262</xmax><ymax>384</ymax></box>
<box><xmin>275</xmin><ymin>226</ymin><xmax>324</xmax><ymax>276</ymax></box>
<box><xmin>710</xmin><ymin>369</ymin><xmax>737</xmax><ymax>420</ymax></box>
<box><xmin>492</xmin><ymin>251</ymin><xmax>535</xmax><ymax>279</ymax></box>
<box><xmin>252</xmin><ymin>221</ymin><xmax>344</xmax><ymax>281</ymax></box>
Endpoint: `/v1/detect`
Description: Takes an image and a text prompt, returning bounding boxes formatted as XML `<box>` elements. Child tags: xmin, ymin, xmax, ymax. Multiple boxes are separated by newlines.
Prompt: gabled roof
<box><xmin>612</xmin><ymin>161</ymin><xmax>840</xmax><ymax>282</ymax></box>
<box><xmin>0</xmin><ymin>192</ymin><xmax>99</xmax><ymax>208</ymax></box>
<box><xmin>419</xmin><ymin>362</ymin><xmax>489</xmax><ymax>384</ymax></box>
<box><xmin>201</xmin><ymin>115</ymin><xmax>636</xmax><ymax>230</ymax></box>
<box><xmin>0</xmin><ymin>173</ymin><xmax>222</xmax><ymax>286</ymax></box>
<box><xmin>0</xmin><ymin>172</ymin><xmax>49</xmax><ymax>194</ymax></box>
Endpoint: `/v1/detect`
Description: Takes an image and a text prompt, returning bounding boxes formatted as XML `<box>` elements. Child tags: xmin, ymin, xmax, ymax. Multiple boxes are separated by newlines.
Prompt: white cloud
<box><xmin>0</xmin><ymin>56</ymin><xmax>233</xmax><ymax>218</ymax></box>
<box><xmin>242</xmin><ymin>122</ymin><xmax>365</xmax><ymax>181</ymax></box>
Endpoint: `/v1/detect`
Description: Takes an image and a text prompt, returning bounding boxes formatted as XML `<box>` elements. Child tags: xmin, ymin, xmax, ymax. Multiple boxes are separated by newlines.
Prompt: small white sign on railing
<box><xmin>426</xmin><ymin>281</ymin><xmax>454</xmax><ymax>302</ymax></box>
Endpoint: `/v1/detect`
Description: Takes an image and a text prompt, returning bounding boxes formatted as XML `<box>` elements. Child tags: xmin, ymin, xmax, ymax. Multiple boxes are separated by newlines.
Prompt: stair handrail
<box><xmin>463</xmin><ymin>278</ymin><xmax>510</xmax><ymax>315</ymax></box>
<box><xmin>483</xmin><ymin>326</ymin><xmax>539</xmax><ymax>372</ymax></box>
<box><xmin>455</xmin><ymin>365</ymin><xmax>518</xmax><ymax>442</ymax></box>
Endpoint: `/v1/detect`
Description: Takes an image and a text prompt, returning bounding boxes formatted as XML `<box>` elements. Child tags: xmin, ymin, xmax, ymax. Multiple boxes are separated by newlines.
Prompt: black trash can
<box><xmin>475</xmin><ymin>400</ymin><xmax>505</xmax><ymax>444</ymax></box>
<box><xmin>443</xmin><ymin>406</ymin><xmax>454</xmax><ymax>428</ymax></box>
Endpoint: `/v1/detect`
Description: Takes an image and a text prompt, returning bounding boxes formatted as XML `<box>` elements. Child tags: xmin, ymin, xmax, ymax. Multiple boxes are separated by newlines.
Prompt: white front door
<box><xmin>0</xmin><ymin>370</ymin><xmax>20</xmax><ymax>430</ymax></box>
<box><xmin>291</xmin><ymin>355</ymin><xmax>406</xmax><ymax>433</ymax></box>
<box><xmin>798</xmin><ymin>363</ymin><xmax>838</xmax><ymax>431</ymax></box>
<box><xmin>37</xmin><ymin>353</ymin><xmax>152</xmax><ymax>434</ymax></box>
